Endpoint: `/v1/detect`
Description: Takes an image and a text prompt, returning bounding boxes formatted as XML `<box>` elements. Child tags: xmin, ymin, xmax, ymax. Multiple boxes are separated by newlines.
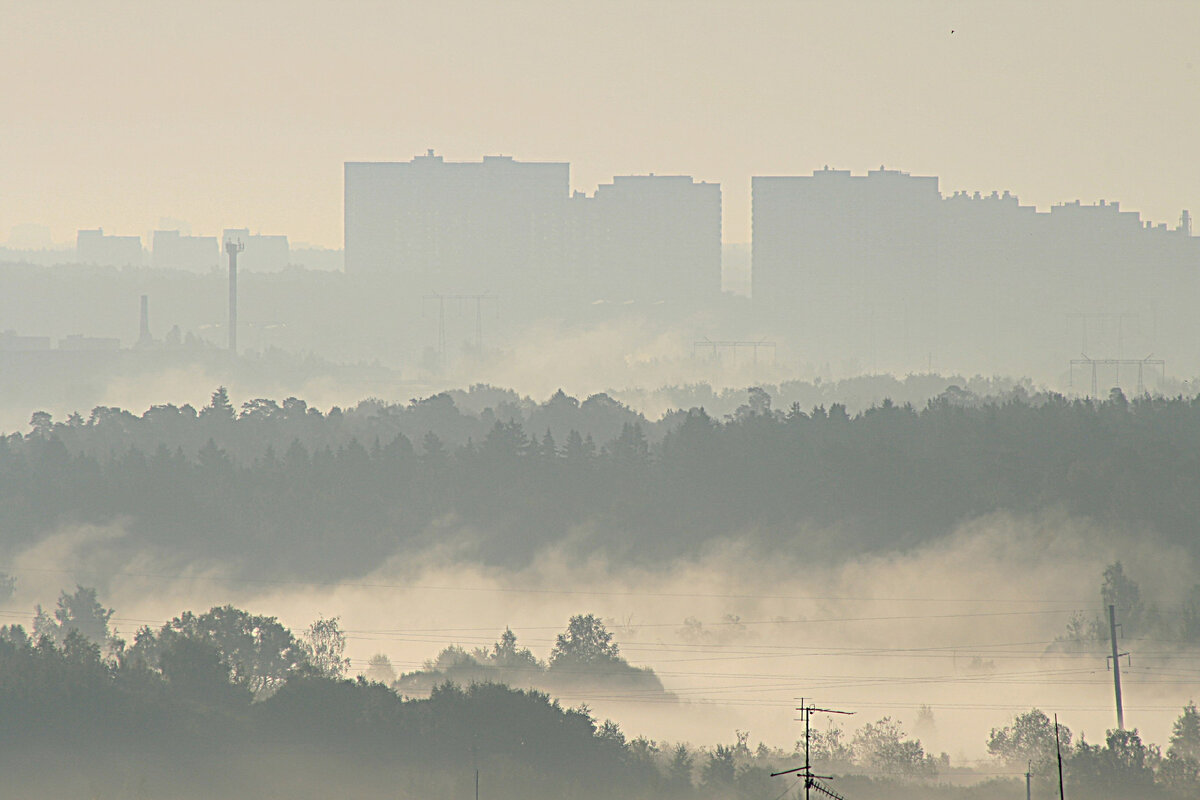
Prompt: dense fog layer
<box><xmin>3</xmin><ymin>385</ymin><xmax>1199</xmax><ymax>766</ymax></box>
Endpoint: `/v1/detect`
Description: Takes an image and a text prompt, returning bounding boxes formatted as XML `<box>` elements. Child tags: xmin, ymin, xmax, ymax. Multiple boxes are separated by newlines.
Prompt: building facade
<box><xmin>76</xmin><ymin>229</ymin><xmax>144</xmax><ymax>267</ymax></box>
<box><xmin>345</xmin><ymin>151</ymin><xmax>569</xmax><ymax>298</ymax></box>
<box><xmin>752</xmin><ymin>166</ymin><xmax>1200</xmax><ymax>376</ymax></box>
<box><xmin>152</xmin><ymin>230</ymin><xmax>219</xmax><ymax>272</ymax></box>
<box><xmin>221</xmin><ymin>229</ymin><xmax>290</xmax><ymax>272</ymax></box>
<box><xmin>345</xmin><ymin>152</ymin><xmax>723</xmax><ymax>315</ymax></box>
<box><xmin>575</xmin><ymin>175</ymin><xmax>721</xmax><ymax>305</ymax></box>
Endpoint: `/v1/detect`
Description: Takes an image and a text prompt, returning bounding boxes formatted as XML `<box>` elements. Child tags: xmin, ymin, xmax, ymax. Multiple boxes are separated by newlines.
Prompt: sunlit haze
<box><xmin>2</xmin><ymin>3</ymin><xmax>1200</xmax><ymax>799</ymax></box>
<box><xmin>5</xmin><ymin>1</ymin><xmax>1200</xmax><ymax>245</ymax></box>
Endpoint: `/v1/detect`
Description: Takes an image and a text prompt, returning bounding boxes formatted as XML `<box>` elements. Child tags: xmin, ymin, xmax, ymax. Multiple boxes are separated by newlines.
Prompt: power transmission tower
<box><xmin>1069</xmin><ymin>355</ymin><xmax>1164</xmax><ymax>397</ymax></box>
<box><xmin>1107</xmin><ymin>604</ymin><xmax>1131</xmax><ymax>730</ymax></box>
<box><xmin>771</xmin><ymin>699</ymin><xmax>854</xmax><ymax>800</ymax></box>
<box><xmin>423</xmin><ymin>293</ymin><xmax>498</xmax><ymax>368</ymax></box>
<box><xmin>1065</xmin><ymin>313</ymin><xmax>1137</xmax><ymax>357</ymax></box>
<box><xmin>693</xmin><ymin>337</ymin><xmax>777</xmax><ymax>364</ymax></box>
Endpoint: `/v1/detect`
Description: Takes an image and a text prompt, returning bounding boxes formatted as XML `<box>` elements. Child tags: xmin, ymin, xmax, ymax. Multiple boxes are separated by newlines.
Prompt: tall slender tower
<box><xmin>137</xmin><ymin>294</ymin><xmax>152</xmax><ymax>347</ymax></box>
<box><xmin>225</xmin><ymin>239</ymin><xmax>244</xmax><ymax>353</ymax></box>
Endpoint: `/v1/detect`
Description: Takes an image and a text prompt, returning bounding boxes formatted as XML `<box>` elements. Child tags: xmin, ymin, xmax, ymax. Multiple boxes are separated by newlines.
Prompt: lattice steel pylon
<box><xmin>1069</xmin><ymin>354</ymin><xmax>1164</xmax><ymax>398</ymax></box>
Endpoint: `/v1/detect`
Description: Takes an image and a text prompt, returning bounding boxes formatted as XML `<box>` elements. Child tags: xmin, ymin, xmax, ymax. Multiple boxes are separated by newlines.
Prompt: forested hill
<box><xmin>2</xmin><ymin>386</ymin><xmax>1199</xmax><ymax>579</ymax></box>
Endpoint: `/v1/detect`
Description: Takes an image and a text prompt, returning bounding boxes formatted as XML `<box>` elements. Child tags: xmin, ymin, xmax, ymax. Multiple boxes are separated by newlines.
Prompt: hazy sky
<box><xmin>4</xmin><ymin>0</ymin><xmax>1200</xmax><ymax>248</ymax></box>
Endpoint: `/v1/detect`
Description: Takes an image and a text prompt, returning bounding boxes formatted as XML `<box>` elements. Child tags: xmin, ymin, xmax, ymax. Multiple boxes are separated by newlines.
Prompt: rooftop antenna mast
<box><xmin>771</xmin><ymin>699</ymin><xmax>854</xmax><ymax>800</ymax></box>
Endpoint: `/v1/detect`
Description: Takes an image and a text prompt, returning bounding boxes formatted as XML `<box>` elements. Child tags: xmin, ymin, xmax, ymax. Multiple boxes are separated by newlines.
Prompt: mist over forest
<box><xmin>9</xmin><ymin>2</ymin><xmax>1200</xmax><ymax>798</ymax></box>
<box><xmin>2</xmin><ymin>382</ymin><xmax>1200</xmax><ymax>798</ymax></box>
<box><xmin>6</xmin><ymin>384</ymin><xmax>1200</xmax><ymax>579</ymax></box>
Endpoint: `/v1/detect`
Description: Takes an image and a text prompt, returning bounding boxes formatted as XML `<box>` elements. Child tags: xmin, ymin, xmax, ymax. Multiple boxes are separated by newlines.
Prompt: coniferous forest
<box><xmin>4</xmin><ymin>385</ymin><xmax>1200</xmax><ymax>580</ymax></box>
<box><xmin>4</xmin><ymin>385</ymin><xmax>1200</xmax><ymax>798</ymax></box>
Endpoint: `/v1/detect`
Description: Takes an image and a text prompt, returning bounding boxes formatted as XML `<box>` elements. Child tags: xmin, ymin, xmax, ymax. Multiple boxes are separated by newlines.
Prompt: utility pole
<box><xmin>771</xmin><ymin>699</ymin><xmax>853</xmax><ymax>800</ymax></box>
<box><xmin>1107</xmin><ymin>604</ymin><xmax>1129</xmax><ymax>730</ymax></box>
<box><xmin>1054</xmin><ymin>714</ymin><xmax>1065</xmax><ymax>800</ymax></box>
<box><xmin>474</xmin><ymin>768</ymin><xmax>479</xmax><ymax>800</ymax></box>
<box><xmin>1026</xmin><ymin>761</ymin><xmax>1032</xmax><ymax>800</ymax></box>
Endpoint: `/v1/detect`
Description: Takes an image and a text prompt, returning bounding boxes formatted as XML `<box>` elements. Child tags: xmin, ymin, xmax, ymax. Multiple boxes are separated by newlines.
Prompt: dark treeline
<box><xmin>393</xmin><ymin>614</ymin><xmax>666</xmax><ymax>698</ymax></box>
<box><xmin>0</xmin><ymin>587</ymin><xmax>649</xmax><ymax>798</ymax></box>
<box><xmin>0</xmin><ymin>627</ymin><xmax>641</xmax><ymax>799</ymax></box>
<box><xmin>2</xmin><ymin>627</ymin><xmax>1198</xmax><ymax>799</ymax></box>
<box><xmin>3</xmin><ymin>588</ymin><xmax>1198</xmax><ymax>799</ymax></box>
<box><xmin>5</xmin><ymin>385</ymin><xmax>1200</xmax><ymax>584</ymax></box>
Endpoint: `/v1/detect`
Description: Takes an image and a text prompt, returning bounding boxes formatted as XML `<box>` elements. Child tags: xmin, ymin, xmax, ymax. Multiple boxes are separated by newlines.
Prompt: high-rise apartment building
<box><xmin>752</xmin><ymin>167</ymin><xmax>940</xmax><ymax>318</ymax></box>
<box><xmin>76</xmin><ymin>229</ymin><xmax>144</xmax><ymax>267</ymax></box>
<box><xmin>574</xmin><ymin>175</ymin><xmax>721</xmax><ymax>305</ymax></box>
<box><xmin>345</xmin><ymin>151</ymin><xmax>569</xmax><ymax>299</ymax></box>
<box><xmin>752</xmin><ymin>166</ymin><xmax>1200</xmax><ymax>375</ymax></box>
<box><xmin>345</xmin><ymin>152</ymin><xmax>723</xmax><ymax>314</ymax></box>
<box><xmin>152</xmin><ymin>230</ymin><xmax>219</xmax><ymax>271</ymax></box>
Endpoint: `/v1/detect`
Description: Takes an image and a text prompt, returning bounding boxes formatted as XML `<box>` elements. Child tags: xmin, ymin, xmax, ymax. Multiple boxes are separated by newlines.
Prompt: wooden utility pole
<box><xmin>1054</xmin><ymin>714</ymin><xmax>1065</xmax><ymax>800</ymax></box>
<box><xmin>1107</xmin><ymin>604</ymin><xmax>1127</xmax><ymax>730</ymax></box>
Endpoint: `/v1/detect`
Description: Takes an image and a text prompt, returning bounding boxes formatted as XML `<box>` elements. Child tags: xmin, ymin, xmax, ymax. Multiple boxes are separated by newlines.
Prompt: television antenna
<box><xmin>771</xmin><ymin>699</ymin><xmax>854</xmax><ymax>800</ymax></box>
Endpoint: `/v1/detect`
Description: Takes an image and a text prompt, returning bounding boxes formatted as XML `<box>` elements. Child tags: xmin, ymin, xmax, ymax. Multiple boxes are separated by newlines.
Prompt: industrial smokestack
<box><xmin>225</xmin><ymin>239</ymin><xmax>244</xmax><ymax>353</ymax></box>
<box><xmin>138</xmin><ymin>294</ymin><xmax>152</xmax><ymax>347</ymax></box>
